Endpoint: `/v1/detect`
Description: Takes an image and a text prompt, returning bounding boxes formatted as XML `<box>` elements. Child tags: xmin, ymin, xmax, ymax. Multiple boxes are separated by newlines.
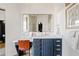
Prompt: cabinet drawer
<box><xmin>54</xmin><ymin>48</ymin><xmax>61</xmax><ymax>52</ymax></box>
<box><xmin>54</xmin><ymin>51</ymin><xmax>62</xmax><ymax>56</ymax></box>
<box><xmin>56</xmin><ymin>48</ymin><xmax>61</xmax><ymax>51</ymax></box>
<box><xmin>54</xmin><ymin>39</ymin><xmax>61</xmax><ymax>42</ymax></box>
<box><xmin>54</xmin><ymin>39</ymin><xmax>60</xmax><ymax>42</ymax></box>
<box><xmin>56</xmin><ymin>44</ymin><xmax>61</xmax><ymax>47</ymax></box>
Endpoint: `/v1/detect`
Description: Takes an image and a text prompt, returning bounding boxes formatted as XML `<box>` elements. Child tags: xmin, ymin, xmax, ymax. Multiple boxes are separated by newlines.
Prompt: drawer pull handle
<box><xmin>56</xmin><ymin>49</ymin><xmax>61</xmax><ymax>51</ymax></box>
<box><xmin>56</xmin><ymin>45</ymin><xmax>60</xmax><ymax>47</ymax></box>
<box><xmin>56</xmin><ymin>40</ymin><xmax>60</xmax><ymax>42</ymax></box>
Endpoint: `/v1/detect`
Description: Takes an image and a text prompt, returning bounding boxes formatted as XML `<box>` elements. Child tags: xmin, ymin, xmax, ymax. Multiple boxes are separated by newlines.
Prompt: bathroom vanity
<box><xmin>32</xmin><ymin>37</ymin><xmax>62</xmax><ymax>56</ymax></box>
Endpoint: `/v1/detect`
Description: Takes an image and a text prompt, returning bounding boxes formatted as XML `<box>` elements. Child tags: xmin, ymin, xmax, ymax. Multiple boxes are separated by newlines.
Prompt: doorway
<box><xmin>0</xmin><ymin>20</ymin><xmax>5</xmax><ymax>47</ymax></box>
<box><xmin>0</xmin><ymin>20</ymin><xmax>5</xmax><ymax>56</ymax></box>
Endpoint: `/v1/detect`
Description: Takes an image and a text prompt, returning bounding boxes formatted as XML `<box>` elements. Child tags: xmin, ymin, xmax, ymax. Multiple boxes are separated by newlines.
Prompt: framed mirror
<box><xmin>66</xmin><ymin>3</ymin><xmax>79</xmax><ymax>29</ymax></box>
<box><xmin>23</xmin><ymin>14</ymin><xmax>53</xmax><ymax>32</ymax></box>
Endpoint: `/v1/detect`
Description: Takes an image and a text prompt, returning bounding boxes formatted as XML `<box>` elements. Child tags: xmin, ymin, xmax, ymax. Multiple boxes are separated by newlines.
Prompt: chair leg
<box><xmin>29</xmin><ymin>49</ymin><xmax>30</xmax><ymax>56</ymax></box>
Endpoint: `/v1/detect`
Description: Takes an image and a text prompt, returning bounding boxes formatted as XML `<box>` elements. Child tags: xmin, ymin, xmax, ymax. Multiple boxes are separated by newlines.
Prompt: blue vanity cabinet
<box><xmin>33</xmin><ymin>38</ymin><xmax>62</xmax><ymax>56</ymax></box>
<box><xmin>42</xmin><ymin>39</ymin><xmax>53</xmax><ymax>56</ymax></box>
<box><xmin>33</xmin><ymin>39</ymin><xmax>42</xmax><ymax>56</ymax></box>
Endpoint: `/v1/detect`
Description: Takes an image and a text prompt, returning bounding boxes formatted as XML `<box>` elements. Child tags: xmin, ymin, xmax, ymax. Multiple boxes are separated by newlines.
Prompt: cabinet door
<box><xmin>33</xmin><ymin>39</ymin><xmax>42</xmax><ymax>56</ymax></box>
<box><xmin>42</xmin><ymin>39</ymin><xmax>53</xmax><ymax>56</ymax></box>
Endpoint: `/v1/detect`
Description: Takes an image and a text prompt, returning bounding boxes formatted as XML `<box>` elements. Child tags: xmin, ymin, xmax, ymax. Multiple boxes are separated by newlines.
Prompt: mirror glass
<box><xmin>66</xmin><ymin>3</ymin><xmax>79</xmax><ymax>28</ymax></box>
<box><xmin>23</xmin><ymin>14</ymin><xmax>52</xmax><ymax>32</ymax></box>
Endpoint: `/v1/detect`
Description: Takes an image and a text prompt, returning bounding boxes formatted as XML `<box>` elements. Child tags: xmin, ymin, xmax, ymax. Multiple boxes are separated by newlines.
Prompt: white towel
<box><xmin>64</xmin><ymin>31</ymin><xmax>79</xmax><ymax>50</ymax></box>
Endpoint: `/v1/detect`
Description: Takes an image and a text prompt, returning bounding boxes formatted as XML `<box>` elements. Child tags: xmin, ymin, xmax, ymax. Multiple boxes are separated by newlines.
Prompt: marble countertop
<box><xmin>13</xmin><ymin>35</ymin><xmax>62</xmax><ymax>43</ymax></box>
<box><xmin>32</xmin><ymin>36</ymin><xmax>62</xmax><ymax>39</ymax></box>
<box><xmin>30</xmin><ymin>36</ymin><xmax>62</xmax><ymax>42</ymax></box>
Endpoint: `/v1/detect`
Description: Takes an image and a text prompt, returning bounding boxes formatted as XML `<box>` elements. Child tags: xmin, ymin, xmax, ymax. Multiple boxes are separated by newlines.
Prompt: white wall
<box><xmin>0</xmin><ymin>10</ymin><xmax>5</xmax><ymax>20</ymax></box>
<box><xmin>19</xmin><ymin>3</ymin><xmax>55</xmax><ymax>14</ymax></box>
<box><xmin>0</xmin><ymin>4</ymin><xmax>21</xmax><ymax>56</ymax></box>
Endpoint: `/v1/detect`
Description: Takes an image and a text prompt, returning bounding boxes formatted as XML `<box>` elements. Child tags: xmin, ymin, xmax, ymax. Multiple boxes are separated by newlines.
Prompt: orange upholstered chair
<box><xmin>18</xmin><ymin>40</ymin><xmax>30</xmax><ymax>55</ymax></box>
